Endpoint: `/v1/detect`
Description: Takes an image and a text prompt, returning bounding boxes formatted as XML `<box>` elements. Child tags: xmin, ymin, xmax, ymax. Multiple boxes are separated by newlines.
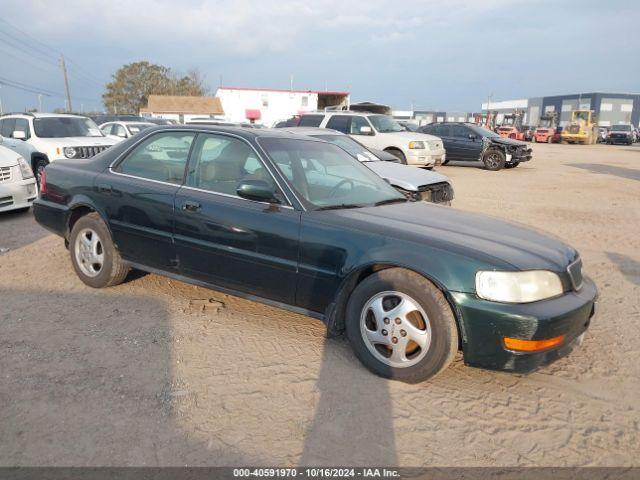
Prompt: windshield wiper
<box><xmin>374</xmin><ymin>198</ymin><xmax>407</xmax><ymax>206</ymax></box>
<box><xmin>316</xmin><ymin>203</ymin><xmax>364</xmax><ymax>211</ymax></box>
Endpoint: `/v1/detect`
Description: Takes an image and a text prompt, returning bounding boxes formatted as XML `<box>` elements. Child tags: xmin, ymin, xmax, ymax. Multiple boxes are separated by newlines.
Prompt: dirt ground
<box><xmin>1</xmin><ymin>143</ymin><xmax>639</xmax><ymax>467</ymax></box>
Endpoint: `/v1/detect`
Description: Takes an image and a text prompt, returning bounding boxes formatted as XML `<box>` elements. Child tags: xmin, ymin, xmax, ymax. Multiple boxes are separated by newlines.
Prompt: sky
<box><xmin>0</xmin><ymin>0</ymin><xmax>638</xmax><ymax>113</ymax></box>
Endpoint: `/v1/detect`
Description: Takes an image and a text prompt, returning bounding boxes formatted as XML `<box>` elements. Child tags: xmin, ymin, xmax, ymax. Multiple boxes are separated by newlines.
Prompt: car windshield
<box><xmin>471</xmin><ymin>125</ymin><xmax>500</xmax><ymax>138</ymax></box>
<box><xmin>611</xmin><ymin>125</ymin><xmax>631</xmax><ymax>132</ymax></box>
<box><xmin>259</xmin><ymin>137</ymin><xmax>404</xmax><ymax>209</ymax></box>
<box><xmin>311</xmin><ymin>134</ymin><xmax>379</xmax><ymax>162</ymax></box>
<box><xmin>34</xmin><ymin>117</ymin><xmax>103</xmax><ymax>138</ymax></box>
<box><xmin>368</xmin><ymin>115</ymin><xmax>405</xmax><ymax>133</ymax></box>
<box><xmin>126</xmin><ymin>123</ymin><xmax>153</xmax><ymax>134</ymax></box>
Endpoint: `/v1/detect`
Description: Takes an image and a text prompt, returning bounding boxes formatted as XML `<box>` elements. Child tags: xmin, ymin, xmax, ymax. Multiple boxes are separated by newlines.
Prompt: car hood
<box><xmin>0</xmin><ymin>146</ymin><xmax>21</xmax><ymax>167</ymax></box>
<box><xmin>489</xmin><ymin>136</ymin><xmax>527</xmax><ymax>147</ymax></box>
<box><xmin>365</xmin><ymin>161</ymin><xmax>449</xmax><ymax>190</ymax></box>
<box><xmin>331</xmin><ymin>201</ymin><xmax>576</xmax><ymax>271</ymax></box>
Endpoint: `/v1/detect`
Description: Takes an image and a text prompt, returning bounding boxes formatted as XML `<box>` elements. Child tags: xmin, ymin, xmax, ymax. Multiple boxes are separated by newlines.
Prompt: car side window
<box><xmin>452</xmin><ymin>125</ymin><xmax>471</xmax><ymax>138</ymax></box>
<box><xmin>118</xmin><ymin>131</ymin><xmax>195</xmax><ymax>184</ymax></box>
<box><xmin>1</xmin><ymin>119</ymin><xmax>16</xmax><ymax>138</ymax></box>
<box><xmin>100</xmin><ymin>124</ymin><xmax>112</xmax><ymax>136</ymax></box>
<box><xmin>349</xmin><ymin>116</ymin><xmax>370</xmax><ymax>135</ymax></box>
<box><xmin>325</xmin><ymin>115</ymin><xmax>350</xmax><ymax>134</ymax></box>
<box><xmin>185</xmin><ymin>134</ymin><xmax>275</xmax><ymax>197</ymax></box>
<box><xmin>14</xmin><ymin>119</ymin><xmax>30</xmax><ymax>139</ymax></box>
<box><xmin>113</xmin><ymin>124</ymin><xmax>127</xmax><ymax>137</ymax></box>
<box><xmin>298</xmin><ymin>115</ymin><xmax>325</xmax><ymax>127</ymax></box>
<box><xmin>432</xmin><ymin>124</ymin><xmax>451</xmax><ymax>137</ymax></box>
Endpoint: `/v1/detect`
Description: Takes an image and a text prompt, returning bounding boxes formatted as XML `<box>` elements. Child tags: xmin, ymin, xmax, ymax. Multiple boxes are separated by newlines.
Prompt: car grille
<box><xmin>610</xmin><ymin>133</ymin><xmax>626</xmax><ymax>139</ymax></box>
<box><xmin>0</xmin><ymin>166</ymin><xmax>12</xmax><ymax>183</ymax></box>
<box><xmin>0</xmin><ymin>195</ymin><xmax>13</xmax><ymax>208</ymax></box>
<box><xmin>420</xmin><ymin>182</ymin><xmax>454</xmax><ymax>204</ymax></box>
<box><xmin>567</xmin><ymin>257</ymin><xmax>583</xmax><ymax>291</ymax></box>
<box><xmin>74</xmin><ymin>146</ymin><xmax>110</xmax><ymax>158</ymax></box>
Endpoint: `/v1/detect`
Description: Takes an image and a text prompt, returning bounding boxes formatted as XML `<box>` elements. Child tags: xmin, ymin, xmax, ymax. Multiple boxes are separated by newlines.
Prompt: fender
<box><xmin>66</xmin><ymin>194</ymin><xmax>113</xmax><ymax>238</ymax></box>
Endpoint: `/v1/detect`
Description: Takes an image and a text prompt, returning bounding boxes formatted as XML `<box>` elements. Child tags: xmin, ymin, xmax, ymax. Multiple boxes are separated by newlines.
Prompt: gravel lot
<box><xmin>1</xmin><ymin>143</ymin><xmax>639</xmax><ymax>467</ymax></box>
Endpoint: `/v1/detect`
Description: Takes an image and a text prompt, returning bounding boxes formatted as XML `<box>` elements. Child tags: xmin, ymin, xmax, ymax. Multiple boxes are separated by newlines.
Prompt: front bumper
<box><xmin>450</xmin><ymin>276</ymin><xmax>597</xmax><ymax>373</ymax></box>
<box><xmin>406</xmin><ymin>148</ymin><xmax>445</xmax><ymax>167</ymax></box>
<box><xmin>608</xmin><ymin>135</ymin><xmax>632</xmax><ymax>144</ymax></box>
<box><xmin>0</xmin><ymin>177</ymin><xmax>37</xmax><ymax>212</ymax></box>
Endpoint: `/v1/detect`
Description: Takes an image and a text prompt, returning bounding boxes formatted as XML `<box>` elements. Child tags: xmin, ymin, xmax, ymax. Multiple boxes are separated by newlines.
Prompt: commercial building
<box><xmin>215</xmin><ymin>86</ymin><xmax>350</xmax><ymax>126</ymax></box>
<box><xmin>481</xmin><ymin>92</ymin><xmax>640</xmax><ymax>127</ymax></box>
<box><xmin>140</xmin><ymin>95</ymin><xmax>224</xmax><ymax>123</ymax></box>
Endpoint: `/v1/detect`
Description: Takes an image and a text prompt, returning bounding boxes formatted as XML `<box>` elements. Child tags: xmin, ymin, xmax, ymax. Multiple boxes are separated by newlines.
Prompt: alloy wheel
<box><xmin>360</xmin><ymin>291</ymin><xmax>432</xmax><ymax>368</ymax></box>
<box><xmin>74</xmin><ymin>228</ymin><xmax>104</xmax><ymax>277</ymax></box>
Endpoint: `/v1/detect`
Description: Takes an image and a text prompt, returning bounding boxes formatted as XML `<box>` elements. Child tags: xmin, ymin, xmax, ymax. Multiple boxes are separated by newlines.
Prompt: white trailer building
<box><xmin>215</xmin><ymin>86</ymin><xmax>350</xmax><ymax>126</ymax></box>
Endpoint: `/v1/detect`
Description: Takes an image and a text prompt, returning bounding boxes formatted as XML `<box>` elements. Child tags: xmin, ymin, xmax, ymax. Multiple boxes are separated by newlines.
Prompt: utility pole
<box><xmin>38</xmin><ymin>94</ymin><xmax>43</xmax><ymax>112</ymax></box>
<box><xmin>60</xmin><ymin>55</ymin><xmax>72</xmax><ymax>112</ymax></box>
<box><xmin>0</xmin><ymin>84</ymin><xmax>3</xmax><ymax>115</ymax></box>
<box><xmin>486</xmin><ymin>93</ymin><xmax>493</xmax><ymax>128</ymax></box>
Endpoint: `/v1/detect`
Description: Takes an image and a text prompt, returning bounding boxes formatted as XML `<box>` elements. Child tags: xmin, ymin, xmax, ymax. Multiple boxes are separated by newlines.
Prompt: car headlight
<box><xmin>475</xmin><ymin>270</ymin><xmax>563</xmax><ymax>303</ymax></box>
<box><xmin>408</xmin><ymin>141</ymin><xmax>425</xmax><ymax>149</ymax></box>
<box><xmin>17</xmin><ymin>156</ymin><xmax>34</xmax><ymax>179</ymax></box>
<box><xmin>63</xmin><ymin>147</ymin><xmax>77</xmax><ymax>159</ymax></box>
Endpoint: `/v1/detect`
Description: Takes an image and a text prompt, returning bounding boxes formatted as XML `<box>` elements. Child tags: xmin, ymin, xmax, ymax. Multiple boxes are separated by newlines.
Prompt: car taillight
<box><xmin>39</xmin><ymin>169</ymin><xmax>47</xmax><ymax>197</ymax></box>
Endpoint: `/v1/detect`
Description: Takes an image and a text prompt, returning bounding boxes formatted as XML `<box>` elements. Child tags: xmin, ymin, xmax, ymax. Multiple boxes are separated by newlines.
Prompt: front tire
<box><xmin>345</xmin><ymin>268</ymin><xmax>458</xmax><ymax>383</ymax></box>
<box><xmin>69</xmin><ymin>213</ymin><xmax>129</xmax><ymax>288</ymax></box>
<box><xmin>482</xmin><ymin>148</ymin><xmax>506</xmax><ymax>171</ymax></box>
<box><xmin>386</xmin><ymin>149</ymin><xmax>407</xmax><ymax>164</ymax></box>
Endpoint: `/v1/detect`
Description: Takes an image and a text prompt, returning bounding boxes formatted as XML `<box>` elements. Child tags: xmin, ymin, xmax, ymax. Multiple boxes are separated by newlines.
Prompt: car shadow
<box><xmin>0</xmin><ymin>208</ymin><xmax>48</xmax><ymax>254</ymax></box>
<box><xmin>569</xmin><ymin>163</ymin><xmax>640</xmax><ymax>182</ymax></box>
<box><xmin>298</xmin><ymin>336</ymin><xmax>398</xmax><ymax>466</ymax></box>
<box><xmin>606</xmin><ymin>252</ymin><xmax>640</xmax><ymax>286</ymax></box>
<box><xmin>0</xmin><ymin>289</ymin><xmax>254</xmax><ymax>466</ymax></box>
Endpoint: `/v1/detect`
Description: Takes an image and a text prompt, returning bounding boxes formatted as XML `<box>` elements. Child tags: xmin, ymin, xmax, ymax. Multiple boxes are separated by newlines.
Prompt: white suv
<box><xmin>293</xmin><ymin>112</ymin><xmax>446</xmax><ymax>168</ymax></box>
<box><xmin>0</xmin><ymin>113</ymin><xmax>114</xmax><ymax>183</ymax></box>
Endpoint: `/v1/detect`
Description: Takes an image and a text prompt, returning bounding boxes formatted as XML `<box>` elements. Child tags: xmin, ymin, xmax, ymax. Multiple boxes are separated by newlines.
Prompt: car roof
<box><xmin>279</xmin><ymin>127</ymin><xmax>345</xmax><ymax>136</ymax></box>
<box><xmin>149</xmin><ymin>124</ymin><xmax>326</xmax><ymax>142</ymax></box>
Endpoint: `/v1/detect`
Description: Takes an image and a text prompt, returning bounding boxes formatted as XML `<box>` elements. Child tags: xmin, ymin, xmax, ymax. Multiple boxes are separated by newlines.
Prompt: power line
<box><xmin>0</xmin><ymin>75</ymin><xmax>102</xmax><ymax>103</ymax></box>
<box><xmin>0</xmin><ymin>18</ymin><xmax>105</xmax><ymax>87</ymax></box>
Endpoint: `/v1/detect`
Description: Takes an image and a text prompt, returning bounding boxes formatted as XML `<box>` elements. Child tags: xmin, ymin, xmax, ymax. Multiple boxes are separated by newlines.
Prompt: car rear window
<box><xmin>298</xmin><ymin>115</ymin><xmax>325</xmax><ymax>127</ymax></box>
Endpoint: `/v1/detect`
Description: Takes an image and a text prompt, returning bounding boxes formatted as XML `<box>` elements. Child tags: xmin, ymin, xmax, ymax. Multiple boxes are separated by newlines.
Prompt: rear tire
<box><xmin>345</xmin><ymin>268</ymin><xmax>458</xmax><ymax>383</ymax></box>
<box><xmin>482</xmin><ymin>148</ymin><xmax>506</xmax><ymax>171</ymax></box>
<box><xmin>69</xmin><ymin>212</ymin><xmax>129</xmax><ymax>288</ymax></box>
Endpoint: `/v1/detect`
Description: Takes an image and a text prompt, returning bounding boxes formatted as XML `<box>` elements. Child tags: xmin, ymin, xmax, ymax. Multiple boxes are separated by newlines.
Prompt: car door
<box><xmin>173</xmin><ymin>133</ymin><xmax>300</xmax><ymax>304</ymax></box>
<box><xmin>450</xmin><ymin>124</ymin><xmax>481</xmax><ymax>161</ymax></box>
<box><xmin>95</xmin><ymin>130</ymin><xmax>196</xmax><ymax>270</ymax></box>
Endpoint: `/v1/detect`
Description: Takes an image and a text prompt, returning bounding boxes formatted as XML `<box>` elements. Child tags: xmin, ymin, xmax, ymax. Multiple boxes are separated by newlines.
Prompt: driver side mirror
<box><xmin>237</xmin><ymin>179</ymin><xmax>281</xmax><ymax>204</ymax></box>
<box><xmin>359</xmin><ymin>126</ymin><xmax>374</xmax><ymax>136</ymax></box>
<box><xmin>12</xmin><ymin>130</ymin><xmax>26</xmax><ymax>140</ymax></box>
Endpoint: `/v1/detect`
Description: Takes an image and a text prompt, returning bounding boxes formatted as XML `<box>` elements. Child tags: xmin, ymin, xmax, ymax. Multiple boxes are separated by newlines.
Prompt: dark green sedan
<box><xmin>33</xmin><ymin>126</ymin><xmax>596</xmax><ymax>383</ymax></box>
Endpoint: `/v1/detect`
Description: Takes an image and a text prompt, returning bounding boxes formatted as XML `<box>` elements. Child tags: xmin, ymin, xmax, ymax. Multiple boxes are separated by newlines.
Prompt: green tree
<box><xmin>102</xmin><ymin>61</ymin><xmax>207</xmax><ymax>113</ymax></box>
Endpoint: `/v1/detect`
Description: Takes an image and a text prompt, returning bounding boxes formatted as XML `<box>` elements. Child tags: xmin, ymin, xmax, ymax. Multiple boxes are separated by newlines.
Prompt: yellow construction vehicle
<box><xmin>561</xmin><ymin>110</ymin><xmax>598</xmax><ymax>144</ymax></box>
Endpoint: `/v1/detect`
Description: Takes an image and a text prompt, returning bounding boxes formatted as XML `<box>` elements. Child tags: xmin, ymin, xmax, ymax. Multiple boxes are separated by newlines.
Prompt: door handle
<box><xmin>98</xmin><ymin>183</ymin><xmax>113</xmax><ymax>194</ymax></box>
<box><xmin>182</xmin><ymin>200</ymin><xmax>201</xmax><ymax>212</ymax></box>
